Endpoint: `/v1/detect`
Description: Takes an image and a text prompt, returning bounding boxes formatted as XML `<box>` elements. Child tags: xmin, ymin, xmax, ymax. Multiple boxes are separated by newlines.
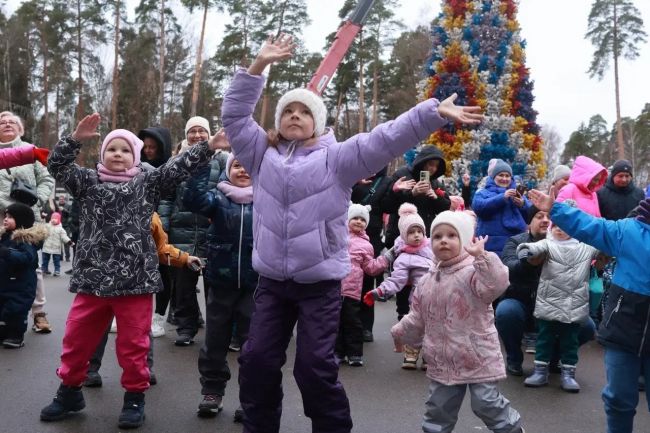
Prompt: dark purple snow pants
<box><xmin>238</xmin><ymin>277</ymin><xmax>353</xmax><ymax>433</ymax></box>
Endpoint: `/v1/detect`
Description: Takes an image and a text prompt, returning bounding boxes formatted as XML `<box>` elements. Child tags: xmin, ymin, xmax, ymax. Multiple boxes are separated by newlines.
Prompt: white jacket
<box><xmin>517</xmin><ymin>235</ymin><xmax>598</xmax><ymax>324</ymax></box>
<box><xmin>42</xmin><ymin>223</ymin><xmax>70</xmax><ymax>255</ymax></box>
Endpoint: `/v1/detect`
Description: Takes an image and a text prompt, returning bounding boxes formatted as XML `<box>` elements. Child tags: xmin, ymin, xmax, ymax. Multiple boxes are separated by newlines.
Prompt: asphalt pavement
<box><xmin>1</xmin><ymin>261</ymin><xmax>649</xmax><ymax>433</ymax></box>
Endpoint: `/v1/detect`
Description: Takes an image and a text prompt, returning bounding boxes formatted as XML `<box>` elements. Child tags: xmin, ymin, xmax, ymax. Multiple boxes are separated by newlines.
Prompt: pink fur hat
<box><xmin>397</xmin><ymin>203</ymin><xmax>425</xmax><ymax>241</ymax></box>
<box><xmin>100</xmin><ymin>129</ymin><xmax>143</xmax><ymax>167</ymax></box>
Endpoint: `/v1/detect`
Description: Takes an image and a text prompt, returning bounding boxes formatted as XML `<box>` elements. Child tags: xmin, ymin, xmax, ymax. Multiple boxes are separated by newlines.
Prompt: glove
<box><xmin>636</xmin><ymin>199</ymin><xmax>650</xmax><ymax>225</ymax></box>
<box><xmin>382</xmin><ymin>247</ymin><xmax>396</xmax><ymax>264</ymax></box>
<box><xmin>0</xmin><ymin>246</ymin><xmax>10</xmax><ymax>258</ymax></box>
<box><xmin>516</xmin><ymin>247</ymin><xmax>530</xmax><ymax>261</ymax></box>
<box><xmin>363</xmin><ymin>289</ymin><xmax>382</xmax><ymax>307</ymax></box>
<box><xmin>33</xmin><ymin>147</ymin><xmax>50</xmax><ymax>165</ymax></box>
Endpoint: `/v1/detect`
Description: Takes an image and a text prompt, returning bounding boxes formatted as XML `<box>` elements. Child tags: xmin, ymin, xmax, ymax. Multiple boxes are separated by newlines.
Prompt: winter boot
<box><xmin>524</xmin><ymin>361</ymin><xmax>549</xmax><ymax>387</ymax></box>
<box><xmin>402</xmin><ymin>345</ymin><xmax>419</xmax><ymax>370</ymax></box>
<box><xmin>40</xmin><ymin>384</ymin><xmax>86</xmax><ymax>421</ymax></box>
<box><xmin>118</xmin><ymin>392</ymin><xmax>145</xmax><ymax>429</ymax></box>
<box><xmin>560</xmin><ymin>364</ymin><xmax>581</xmax><ymax>393</ymax></box>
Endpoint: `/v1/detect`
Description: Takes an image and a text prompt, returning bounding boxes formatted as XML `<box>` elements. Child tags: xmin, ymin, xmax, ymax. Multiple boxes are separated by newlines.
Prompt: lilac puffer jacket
<box><xmin>222</xmin><ymin>69</ymin><xmax>448</xmax><ymax>283</ymax></box>
<box><xmin>340</xmin><ymin>230</ymin><xmax>387</xmax><ymax>300</ymax></box>
<box><xmin>377</xmin><ymin>241</ymin><xmax>433</xmax><ymax>298</ymax></box>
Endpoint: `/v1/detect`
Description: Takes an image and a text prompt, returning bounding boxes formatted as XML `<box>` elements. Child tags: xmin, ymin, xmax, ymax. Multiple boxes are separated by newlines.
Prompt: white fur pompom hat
<box><xmin>275</xmin><ymin>88</ymin><xmax>327</xmax><ymax>137</ymax></box>
<box><xmin>348</xmin><ymin>203</ymin><xmax>371</xmax><ymax>225</ymax></box>
<box><xmin>430</xmin><ymin>211</ymin><xmax>475</xmax><ymax>248</ymax></box>
<box><xmin>397</xmin><ymin>203</ymin><xmax>425</xmax><ymax>241</ymax></box>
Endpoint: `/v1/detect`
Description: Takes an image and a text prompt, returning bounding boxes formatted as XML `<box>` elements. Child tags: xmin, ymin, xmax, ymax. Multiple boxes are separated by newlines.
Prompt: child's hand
<box><xmin>363</xmin><ymin>289</ymin><xmax>381</xmax><ymax>307</ymax></box>
<box><xmin>437</xmin><ymin>93</ymin><xmax>484</xmax><ymax>125</ymax></box>
<box><xmin>392</xmin><ymin>176</ymin><xmax>416</xmax><ymax>192</ymax></box>
<box><xmin>636</xmin><ymin>198</ymin><xmax>650</xmax><ymax>225</ymax></box>
<box><xmin>393</xmin><ymin>338</ymin><xmax>404</xmax><ymax>353</ymax></box>
<box><xmin>528</xmin><ymin>188</ymin><xmax>555</xmax><ymax>212</ymax></box>
<box><xmin>33</xmin><ymin>147</ymin><xmax>50</xmax><ymax>165</ymax></box>
<box><xmin>411</xmin><ymin>181</ymin><xmax>431</xmax><ymax>196</ymax></box>
<box><xmin>465</xmin><ymin>235</ymin><xmax>487</xmax><ymax>257</ymax></box>
<box><xmin>209</xmin><ymin>129</ymin><xmax>230</xmax><ymax>151</ymax></box>
<box><xmin>71</xmin><ymin>113</ymin><xmax>101</xmax><ymax>142</ymax></box>
<box><xmin>248</xmin><ymin>33</ymin><xmax>295</xmax><ymax>75</ymax></box>
<box><xmin>187</xmin><ymin>256</ymin><xmax>203</xmax><ymax>270</ymax></box>
<box><xmin>462</xmin><ymin>173</ymin><xmax>471</xmax><ymax>187</ymax></box>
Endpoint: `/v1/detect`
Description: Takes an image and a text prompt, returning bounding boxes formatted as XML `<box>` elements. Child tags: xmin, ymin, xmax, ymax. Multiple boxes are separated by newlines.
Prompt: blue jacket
<box><xmin>472</xmin><ymin>177</ymin><xmax>529</xmax><ymax>256</ymax></box>
<box><xmin>550</xmin><ymin>202</ymin><xmax>650</xmax><ymax>355</ymax></box>
<box><xmin>183</xmin><ymin>168</ymin><xmax>256</xmax><ymax>289</ymax></box>
<box><xmin>0</xmin><ymin>225</ymin><xmax>47</xmax><ymax>314</ymax></box>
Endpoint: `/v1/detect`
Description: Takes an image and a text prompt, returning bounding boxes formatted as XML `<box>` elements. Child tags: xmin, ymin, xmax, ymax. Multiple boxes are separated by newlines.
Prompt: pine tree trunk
<box><xmin>358</xmin><ymin>31</ymin><xmax>365</xmax><ymax>133</ymax></box>
<box><xmin>55</xmin><ymin>84</ymin><xmax>60</xmax><ymax>140</ymax></box>
<box><xmin>613</xmin><ymin>3</ymin><xmax>625</xmax><ymax>159</ymax></box>
<box><xmin>159</xmin><ymin>0</ymin><xmax>165</xmax><ymax>124</ymax></box>
<box><xmin>334</xmin><ymin>90</ymin><xmax>343</xmax><ymax>136</ymax></box>
<box><xmin>190</xmin><ymin>2</ymin><xmax>209</xmax><ymax>117</ymax></box>
<box><xmin>76</xmin><ymin>0</ymin><xmax>83</xmax><ymax>122</ymax></box>
<box><xmin>41</xmin><ymin>32</ymin><xmax>49</xmax><ymax>148</ymax></box>
<box><xmin>111</xmin><ymin>0</ymin><xmax>121</xmax><ymax>130</ymax></box>
<box><xmin>372</xmin><ymin>62</ymin><xmax>379</xmax><ymax>128</ymax></box>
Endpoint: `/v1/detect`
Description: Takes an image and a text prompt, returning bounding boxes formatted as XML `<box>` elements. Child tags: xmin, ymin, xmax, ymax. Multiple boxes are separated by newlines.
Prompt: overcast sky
<box><xmin>4</xmin><ymin>0</ymin><xmax>650</xmax><ymax>145</ymax></box>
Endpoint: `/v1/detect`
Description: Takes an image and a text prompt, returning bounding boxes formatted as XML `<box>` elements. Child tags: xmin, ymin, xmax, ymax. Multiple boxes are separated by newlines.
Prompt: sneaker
<box><xmin>2</xmin><ymin>338</ymin><xmax>25</xmax><ymax>349</ymax></box>
<box><xmin>175</xmin><ymin>334</ymin><xmax>194</xmax><ymax>346</ymax></box>
<box><xmin>347</xmin><ymin>356</ymin><xmax>364</xmax><ymax>367</ymax></box>
<box><xmin>362</xmin><ymin>330</ymin><xmax>374</xmax><ymax>342</ymax></box>
<box><xmin>109</xmin><ymin>317</ymin><xmax>117</xmax><ymax>333</ymax></box>
<box><xmin>43</xmin><ymin>270</ymin><xmax>52</xmax><ymax>275</ymax></box>
<box><xmin>40</xmin><ymin>385</ymin><xmax>86</xmax><ymax>421</ymax></box>
<box><xmin>151</xmin><ymin>314</ymin><xmax>166</xmax><ymax>338</ymax></box>
<box><xmin>118</xmin><ymin>392</ymin><xmax>145</xmax><ymax>429</ymax></box>
<box><xmin>233</xmin><ymin>405</ymin><xmax>244</xmax><ymax>423</ymax></box>
<box><xmin>401</xmin><ymin>357</ymin><xmax>417</xmax><ymax>370</ymax></box>
<box><xmin>197</xmin><ymin>394</ymin><xmax>223</xmax><ymax>418</ymax></box>
<box><xmin>83</xmin><ymin>371</ymin><xmax>103</xmax><ymax>387</ymax></box>
<box><xmin>32</xmin><ymin>312</ymin><xmax>52</xmax><ymax>333</ymax></box>
<box><xmin>506</xmin><ymin>363</ymin><xmax>524</xmax><ymax>376</ymax></box>
<box><xmin>228</xmin><ymin>340</ymin><xmax>241</xmax><ymax>352</ymax></box>
<box><xmin>64</xmin><ymin>269</ymin><xmax>73</xmax><ymax>275</ymax></box>
<box><xmin>53</xmin><ymin>272</ymin><xmax>60</xmax><ymax>277</ymax></box>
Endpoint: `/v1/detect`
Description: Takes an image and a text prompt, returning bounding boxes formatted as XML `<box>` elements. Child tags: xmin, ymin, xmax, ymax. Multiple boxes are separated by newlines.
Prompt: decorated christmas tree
<box><xmin>419</xmin><ymin>0</ymin><xmax>544</xmax><ymax>194</ymax></box>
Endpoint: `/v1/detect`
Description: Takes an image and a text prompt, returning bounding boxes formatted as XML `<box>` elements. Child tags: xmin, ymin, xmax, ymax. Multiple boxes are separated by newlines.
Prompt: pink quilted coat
<box><xmin>391</xmin><ymin>251</ymin><xmax>509</xmax><ymax>385</ymax></box>
<box><xmin>340</xmin><ymin>230</ymin><xmax>388</xmax><ymax>300</ymax></box>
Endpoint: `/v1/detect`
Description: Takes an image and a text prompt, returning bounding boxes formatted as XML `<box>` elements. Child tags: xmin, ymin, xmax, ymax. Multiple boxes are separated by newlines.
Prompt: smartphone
<box><xmin>189</xmin><ymin>258</ymin><xmax>205</xmax><ymax>272</ymax></box>
<box><xmin>516</xmin><ymin>184</ymin><xmax>527</xmax><ymax>197</ymax></box>
<box><xmin>420</xmin><ymin>171</ymin><xmax>430</xmax><ymax>183</ymax></box>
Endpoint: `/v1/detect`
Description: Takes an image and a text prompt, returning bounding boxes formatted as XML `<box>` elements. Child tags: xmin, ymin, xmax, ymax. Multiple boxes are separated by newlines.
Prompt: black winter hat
<box><xmin>5</xmin><ymin>202</ymin><xmax>35</xmax><ymax>229</ymax></box>
<box><xmin>525</xmin><ymin>205</ymin><xmax>542</xmax><ymax>225</ymax></box>
<box><xmin>611</xmin><ymin>159</ymin><xmax>633</xmax><ymax>177</ymax></box>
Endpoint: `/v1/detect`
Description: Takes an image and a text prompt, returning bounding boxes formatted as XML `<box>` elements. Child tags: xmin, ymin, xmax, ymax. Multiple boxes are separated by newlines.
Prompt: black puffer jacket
<box><xmin>350</xmin><ymin>166</ymin><xmax>391</xmax><ymax>254</ymax></box>
<box><xmin>597</xmin><ymin>178</ymin><xmax>645</xmax><ymax>221</ymax></box>
<box><xmin>157</xmin><ymin>151</ymin><xmax>229</xmax><ymax>257</ymax></box>
<box><xmin>183</xmin><ymin>169</ymin><xmax>256</xmax><ymax>289</ymax></box>
<box><xmin>382</xmin><ymin>146</ymin><xmax>451</xmax><ymax>247</ymax></box>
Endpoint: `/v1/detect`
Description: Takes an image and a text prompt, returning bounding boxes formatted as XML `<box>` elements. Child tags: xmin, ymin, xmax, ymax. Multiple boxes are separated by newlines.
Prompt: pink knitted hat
<box><xmin>100</xmin><ymin>129</ymin><xmax>143</xmax><ymax>167</ymax></box>
<box><xmin>397</xmin><ymin>203</ymin><xmax>425</xmax><ymax>241</ymax></box>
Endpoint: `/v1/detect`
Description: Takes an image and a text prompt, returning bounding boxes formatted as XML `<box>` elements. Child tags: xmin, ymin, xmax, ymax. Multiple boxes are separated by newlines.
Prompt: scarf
<box><xmin>217</xmin><ymin>180</ymin><xmax>253</xmax><ymax>204</ymax></box>
<box><xmin>401</xmin><ymin>237</ymin><xmax>430</xmax><ymax>255</ymax></box>
<box><xmin>97</xmin><ymin>163</ymin><xmax>141</xmax><ymax>183</ymax></box>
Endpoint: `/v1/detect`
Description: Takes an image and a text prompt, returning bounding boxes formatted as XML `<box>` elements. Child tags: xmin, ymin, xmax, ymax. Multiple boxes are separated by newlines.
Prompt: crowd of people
<box><xmin>0</xmin><ymin>34</ymin><xmax>649</xmax><ymax>433</ymax></box>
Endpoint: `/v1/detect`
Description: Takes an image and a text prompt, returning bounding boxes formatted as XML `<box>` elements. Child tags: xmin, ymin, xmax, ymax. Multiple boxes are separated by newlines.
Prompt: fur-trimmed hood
<box><xmin>0</xmin><ymin>223</ymin><xmax>48</xmax><ymax>245</ymax></box>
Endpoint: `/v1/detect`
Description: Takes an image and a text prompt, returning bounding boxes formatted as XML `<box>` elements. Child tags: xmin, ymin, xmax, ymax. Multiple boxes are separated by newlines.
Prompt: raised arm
<box><xmin>465</xmin><ymin>237</ymin><xmax>509</xmax><ymax>303</ymax></box>
<box><xmin>181</xmin><ymin>165</ymin><xmax>218</xmax><ymax>217</ymax></box>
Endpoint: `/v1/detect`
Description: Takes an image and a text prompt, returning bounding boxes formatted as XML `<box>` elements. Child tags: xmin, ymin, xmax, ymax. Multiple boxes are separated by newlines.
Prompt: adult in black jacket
<box><xmin>495</xmin><ymin>207</ymin><xmax>596</xmax><ymax>376</ymax></box>
<box><xmin>350</xmin><ymin>166</ymin><xmax>391</xmax><ymax>342</ymax></box>
<box><xmin>138</xmin><ymin>126</ymin><xmax>172</xmax><ymax>169</ymax></box>
<box><xmin>597</xmin><ymin>159</ymin><xmax>645</xmax><ymax>221</ymax></box>
<box><xmin>381</xmin><ymin>146</ymin><xmax>450</xmax><ymax>321</ymax></box>
<box><xmin>382</xmin><ymin>145</ymin><xmax>451</xmax><ymax>247</ymax></box>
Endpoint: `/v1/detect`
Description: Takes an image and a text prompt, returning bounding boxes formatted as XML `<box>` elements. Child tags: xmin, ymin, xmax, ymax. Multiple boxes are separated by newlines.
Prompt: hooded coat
<box><xmin>472</xmin><ymin>177</ymin><xmax>530</xmax><ymax>256</ymax></box>
<box><xmin>221</xmin><ymin>69</ymin><xmax>448</xmax><ymax>283</ymax></box>
<box><xmin>382</xmin><ymin>146</ymin><xmax>451</xmax><ymax>246</ymax></box>
<box><xmin>517</xmin><ymin>236</ymin><xmax>599</xmax><ymax>324</ymax></box>
<box><xmin>138</xmin><ymin>126</ymin><xmax>172</xmax><ymax>168</ymax></box>
<box><xmin>556</xmin><ymin>156</ymin><xmax>607</xmax><ymax>217</ymax></box>
<box><xmin>0</xmin><ymin>224</ymin><xmax>48</xmax><ymax>314</ymax></box>
<box><xmin>597</xmin><ymin>177</ymin><xmax>645</xmax><ymax>221</ymax></box>
<box><xmin>391</xmin><ymin>251</ymin><xmax>509</xmax><ymax>385</ymax></box>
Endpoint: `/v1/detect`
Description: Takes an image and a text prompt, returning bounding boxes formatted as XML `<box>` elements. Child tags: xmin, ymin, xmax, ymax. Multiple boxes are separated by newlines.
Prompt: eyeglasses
<box><xmin>0</xmin><ymin>120</ymin><xmax>18</xmax><ymax>126</ymax></box>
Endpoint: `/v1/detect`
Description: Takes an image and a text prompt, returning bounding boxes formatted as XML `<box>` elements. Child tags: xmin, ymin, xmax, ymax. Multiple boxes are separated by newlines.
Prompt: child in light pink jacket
<box><xmin>555</xmin><ymin>155</ymin><xmax>607</xmax><ymax>217</ymax></box>
<box><xmin>364</xmin><ymin>202</ymin><xmax>433</xmax><ymax>369</ymax></box>
<box><xmin>392</xmin><ymin>211</ymin><xmax>524</xmax><ymax>433</ymax></box>
<box><xmin>336</xmin><ymin>203</ymin><xmax>390</xmax><ymax>367</ymax></box>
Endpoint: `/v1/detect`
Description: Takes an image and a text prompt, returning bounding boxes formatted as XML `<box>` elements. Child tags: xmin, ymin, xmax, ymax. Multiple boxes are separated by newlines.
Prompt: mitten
<box><xmin>516</xmin><ymin>246</ymin><xmax>530</xmax><ymax>261</ymax></box>
<box><xmin>363</xmin><ymin>289</ymin><xmax>382</xmax><ymax>307</ymax></box>
<box><xmin>0</xmin><ymin>246</ymin><xmax>10</xmax><ymax>258</ymax></box>
<box><xmin>636</xmin><ymin>199</ymin><xmax>650</xmax><ymax>225</ymax></box>
<box><xmin>382</xmin><ymin>247</ymin><xmax>396</xmax><ymax>264</ymax></box>
<box><xmin>33</xmin><ymin>147</ymin><xmax>50</xmax><ymax>165</ymax></box>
